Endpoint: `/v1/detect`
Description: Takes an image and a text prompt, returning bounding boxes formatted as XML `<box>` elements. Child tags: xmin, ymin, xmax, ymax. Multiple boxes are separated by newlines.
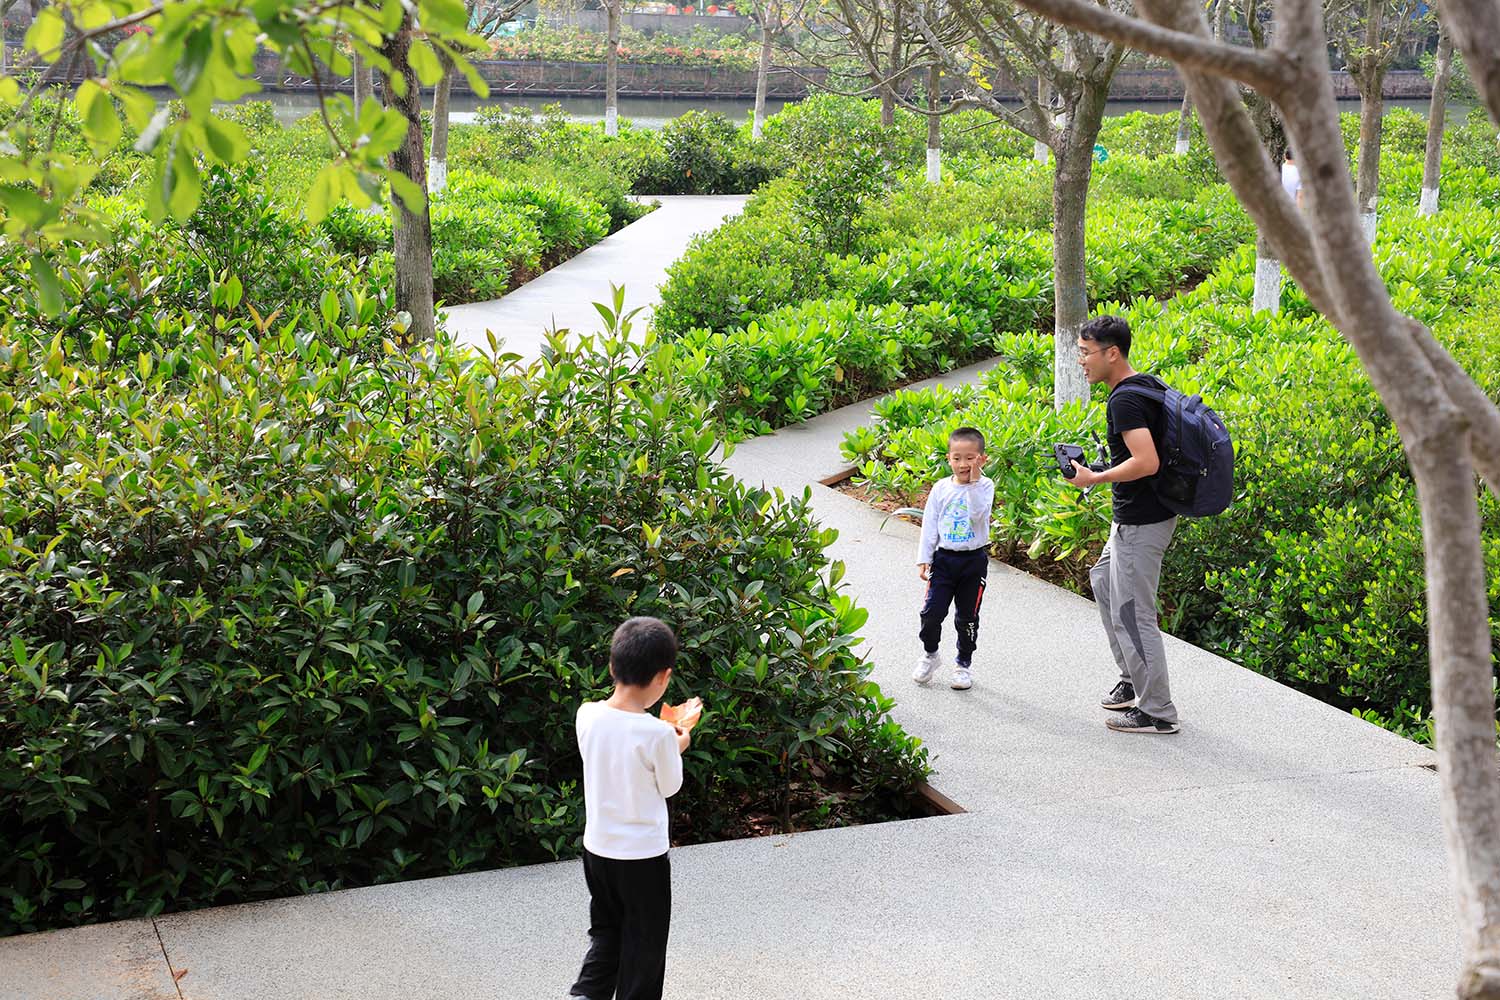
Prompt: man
<box><xmin>1066</xmin><ymin>315</ymin><xmax>1180</xmax><ymax>734</ymax></box>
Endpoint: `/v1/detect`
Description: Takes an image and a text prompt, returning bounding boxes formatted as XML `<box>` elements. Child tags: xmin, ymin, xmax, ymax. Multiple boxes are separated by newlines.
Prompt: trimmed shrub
<box><xmin>0</xmin><ymin>310</ymin><xmax>929</xmax><ymax>935</ymax></box>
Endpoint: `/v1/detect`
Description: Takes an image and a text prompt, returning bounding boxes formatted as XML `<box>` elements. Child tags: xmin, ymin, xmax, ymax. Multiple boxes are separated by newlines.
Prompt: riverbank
<box><xmin>3</xmin><ymin>41</ymin><xmax>1437</xmax><ymax>102</ymax></box>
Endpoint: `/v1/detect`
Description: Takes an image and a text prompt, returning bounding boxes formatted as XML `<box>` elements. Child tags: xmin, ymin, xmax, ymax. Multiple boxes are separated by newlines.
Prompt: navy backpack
<box><xmin>1115</xmin><ymin>383</ymin><xmax>1235</xmax><ymax>517</ymax></box>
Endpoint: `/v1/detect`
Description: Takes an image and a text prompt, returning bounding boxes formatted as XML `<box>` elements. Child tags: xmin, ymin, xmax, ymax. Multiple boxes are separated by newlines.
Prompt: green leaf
<box><xmin>421</xmin><ymin>0</ymin><xmax>470</xmax><ymax>33</ymax></box>
<box><xmin>79</xmin><ymin>82</ymin><xmax>122</xmax><ymax>153</ymax></box>
<box><xmin>25</xmin><ymin>8</ymin><xmax>65</xmax><ymax>56</ymax></box>
<box><xmin>385</xmin><ymin>169</ymin><xmax>426</xmax><ymax>213</ymax></box>
<box><xmin>408</xmin><ymin>42</ymin><xmax>444</xmax><ymax>87</ymax></box>
<box><xmin>320</xmin><ymin>288</ymin><xmax>340</xmax><ymax>326</ymax></box>
<box><xmin>202</xmin><ymin>116</ymin><xmax>249</xmax><ymax>163</ymax></box>
<box><xmin>174</xmin><ymin>27</ymin><xmax>213</xmax><ymax>95</ymax></box>
<box><xmin>454</xmin><ymin>56</ymin><xmax>490</xmax><ymax>101</ymax></box>
<box><xmin>0</xmin><ymin>185</ymin><xmax>48</xmax><ymax>227</ymax></box>
<box><xmin>305</xmin><ymin>163</ymin><xmax>342</xmax><ymax>226</ymax></box>
<box><xmin>167</xmin><ymin>140</ymin><xmax>202</xmax><ymax>222</ymax></box>
<box><xmin>30</xmin><ymin>253</ymin><xmax>62</xmax><ymax>316</ymax></box>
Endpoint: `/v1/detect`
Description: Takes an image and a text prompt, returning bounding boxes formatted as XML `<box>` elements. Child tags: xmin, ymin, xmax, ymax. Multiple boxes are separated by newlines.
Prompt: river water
<box><xmin>257</xmin><ymin>90</ymin><xmax>1443</xmax><ymax>128</ymax></box>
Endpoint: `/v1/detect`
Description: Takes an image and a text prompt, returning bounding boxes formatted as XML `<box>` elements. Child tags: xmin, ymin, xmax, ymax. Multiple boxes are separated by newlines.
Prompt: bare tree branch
<box><xmin>1009</xmin><ymin>0</ymin><xmax>1296</xmax><ymax>93</ymax></box>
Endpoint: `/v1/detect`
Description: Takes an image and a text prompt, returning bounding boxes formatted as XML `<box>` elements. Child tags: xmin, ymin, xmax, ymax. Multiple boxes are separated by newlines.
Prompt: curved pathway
<box><xmin>443</xmin><ymin>195</ymin><xmax>748</xmax><ymax>360</ymax></box>
<box><xmin>0</xmin><ymin>209</ymin><xmax>1460</xmax><ymax>1000</ymax></box>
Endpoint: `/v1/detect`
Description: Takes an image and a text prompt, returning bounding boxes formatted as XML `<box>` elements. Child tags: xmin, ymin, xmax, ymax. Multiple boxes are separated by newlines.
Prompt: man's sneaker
<box><xmin>950</xmin><ymin>666</ymin><xmax>973</xmax><ymax>690</ymax></box>
<box><xmin>1105</xmin><ymin>707</ymin><xmax>1179</xmax><ymax>734</ymax></box>
<box><xmin>1101</xmin><ymin>680</ymin><xmax>1137</xmax><ymax>711</ymax></box>
<box><xmin>913</xmin><ymin>652</ymin><xmax>940</xmax><ymax>685</ymax></box>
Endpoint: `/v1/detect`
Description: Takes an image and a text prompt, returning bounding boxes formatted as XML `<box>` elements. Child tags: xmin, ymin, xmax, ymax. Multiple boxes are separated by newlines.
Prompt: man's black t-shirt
<box><xmin>1106</xmin><ymin>373</ymin><xmax>1174</xmax><ymax>525</ymax></box>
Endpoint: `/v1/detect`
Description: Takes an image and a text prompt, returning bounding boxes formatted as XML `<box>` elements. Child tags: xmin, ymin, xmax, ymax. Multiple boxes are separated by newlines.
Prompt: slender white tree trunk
<box><xmin>1420</xmin><ymin>30</ymin><xmax>1453</xmax><ymax>216</ymax></box>
<box><xmin>926</xmin><ymin>65</ymin><xmax>941</xmax><ymax>183</ymax></box>
<box><xmin>1174</xmin><ymin>91</ymin><xmax>1192</xmax><ymax>154</ymax></box>
<box><xmin>1051</xmin><ymin>83</ymin><xmax>1108</xmax><ymax>410</ymax></box>
<box><xmin>752</xmin><ymin>13</ymin><xmax>773</xmax><ymax>140</ymax></box>
<box><xmin>1353</xmin><ymin>0</ymin><xmax>1385</xmax><ymax>243</ymax></box>
<box><xmin>353</xmin><ymin>49</ymin><xmax>374</xmax><ymax>110</ymax></box>
<box><xmin>428</xmin><ymin>64</ymin><xmax>453</xmax><ymax>195</ymax></box>
<box><xmin>605</xmin><ymin>0</ymin><xmax>620</xmax><ymax>136</ymax></box>
<box><xmin>1252</xmin><ymin>230</ymin><xmax>1282</xmax><ymax>314</ymax></box>
<box><xmin>1034</xmin><ymin>76</ymin><xmax>1051</xmax><ymax>162</ymax></box>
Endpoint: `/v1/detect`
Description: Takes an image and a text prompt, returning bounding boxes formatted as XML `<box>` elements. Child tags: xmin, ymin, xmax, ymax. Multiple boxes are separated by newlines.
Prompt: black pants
<box><xmin>571</xmin><ymin>849</ymin><xmax>671</xmax><ymax>1000</ymax></box>
<box><xmin>919</xmin><ymin>547</ymin><xmax>988</xmax><ymax>666</ymax></box>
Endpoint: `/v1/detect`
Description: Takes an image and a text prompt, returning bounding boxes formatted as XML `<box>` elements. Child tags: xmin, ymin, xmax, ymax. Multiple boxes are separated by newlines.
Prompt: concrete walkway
<box><xmin>442</xmin><ymin>195</ymin><xmax>748</xmax><ymax>360</ymax></box>
<box><xmin>1</xmin><ymin>251</ymin><xmax>1463</xmax><ymax>998</ymax></box>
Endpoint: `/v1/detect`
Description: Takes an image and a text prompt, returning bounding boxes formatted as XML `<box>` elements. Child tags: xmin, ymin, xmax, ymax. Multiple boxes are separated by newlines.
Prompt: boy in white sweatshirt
<box><xmin>913</xmin><ymin>427</ymin><xmax>995</xmax><ymax>691</ymax></box>
<box><xmin>570</xmin><ymin>616</ymin><xmax>697</xmax><ymax>1000</ymax></box>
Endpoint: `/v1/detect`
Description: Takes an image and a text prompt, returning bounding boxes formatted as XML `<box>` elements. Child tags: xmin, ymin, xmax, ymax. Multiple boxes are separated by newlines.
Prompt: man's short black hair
<box><xmin>949</xmin><ymin>427</ymin><xmax>986</xmax><ymax>453</ymax></box>
<box><xmin>1079</xmin><ymin>315</ymin><xmax>1132</xmax><ymax>359</ymax></box>
<box><xmin>610</xmin><ymin>616</ymin><xmax>678</xmax><ymax>686</ymax></box>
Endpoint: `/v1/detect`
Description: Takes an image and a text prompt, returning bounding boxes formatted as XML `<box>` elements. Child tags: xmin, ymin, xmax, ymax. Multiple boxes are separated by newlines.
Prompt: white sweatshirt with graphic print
<box><xmin>917</xmin><ymin>476</ymin><xmax>995</xmax><ymax>565</ymax></box>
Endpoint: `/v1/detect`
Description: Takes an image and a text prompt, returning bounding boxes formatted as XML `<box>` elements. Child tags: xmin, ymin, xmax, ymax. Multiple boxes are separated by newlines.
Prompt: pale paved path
<box><xmin>442</xmin><ymin>195</ymin><xmax>748</xmax><ymax>360</ymax></box>
<box><xmin>1</xmin><ymin>293</ymin><xmax>1461</xmax><ymax>997</ymax></box>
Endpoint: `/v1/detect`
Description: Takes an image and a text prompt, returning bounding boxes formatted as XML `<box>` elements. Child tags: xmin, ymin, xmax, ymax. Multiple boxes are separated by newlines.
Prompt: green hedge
<box><xmin>844</xmin><ymin>193</ymin><xmax>1500</xmax><ymax>742</ymax></box>
<box><xmin>321</xmin><ymin>170</ymin><xmax>613</xmax><ymax>304</ymax></box>
<box><xmin>655</xmin><ymin>156</ymin><xmax>1253</xmax><ymax>438</ymax></box>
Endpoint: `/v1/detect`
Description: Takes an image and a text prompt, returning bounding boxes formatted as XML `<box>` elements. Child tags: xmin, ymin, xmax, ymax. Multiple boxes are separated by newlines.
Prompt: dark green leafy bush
<box><xmin>0</xmin><ymin>305</ymin><xmax>928</xmax><ymax>935</ymax></box>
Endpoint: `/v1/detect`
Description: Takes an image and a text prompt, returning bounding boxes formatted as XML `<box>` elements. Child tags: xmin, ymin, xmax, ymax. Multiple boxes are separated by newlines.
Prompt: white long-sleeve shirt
<box><xmin>576</xmin><ymin>701</ymin><xmax>684</xmax><ymax>859</ymax></box>
<box><xmin>917</xmin><ymin>476</ymin><xmax>995</xmax><ymax>565</ymax></box>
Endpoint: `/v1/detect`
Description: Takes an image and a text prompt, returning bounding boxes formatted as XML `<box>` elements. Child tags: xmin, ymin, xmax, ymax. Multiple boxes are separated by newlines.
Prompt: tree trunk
<box><xmin>1353</xmin><ymin>0</ymin><xmax>1385</xmax><ymax>242</ymax></box>
<box><xmin>1251</xmin><ymin>228</ymin><xmax>1282</xmax><ymax>314</ymax></box>
<box><xmin>605</xmin><ymin>0</ymin><xmax>620</xmax><ymax>136</ymax></box>
<box><xmin>1174</xmin><ymin>91</ymin><xmax>1192</xmax><ymax>154</ymax></box>
<box><xmin>1420</xmin><ymin>29</ymin><xmax>1454</xmax><ymax>216</ymax></box>
<box><xmin>1086</xmin><ymin>1</ymin><xmax>1500</xmax><ymax>992</ymax></box>
<box><xmin>352</xmin><ymin>49</ymin><xmax>374</xmax><ymax>110</ymax></box>
<box><xmin>429</xmin><ymin>64</ymin><xmax>454</xmax><ymax>195</ymax></box>
<box><xmin>1034</xmin><ymin>75</ymin><xmax>1051</xmax><ymax>162</ymax></box>
<box><xmin>753</xmin><ymin>14</ymin><xmax>773</xmax><ymax>140</ymax></box>
<box><xmin>926</xmin><ymin>65</ymin><xmax>941</xmax><ymax>183</ymax></box>
<box><xmin>882</xmin><ymin>0</ymin><xmax>903</xmax><ymax>128</ymax></box>
<box><xmin>380</xmin><ymin>15</ymin><xmax>436</xmax><ymax>343</ymax></box>
<box><xmin>1051</xmin><ymin>82</ymin><xmax>1109</xmax><ymax>410</ymax></box>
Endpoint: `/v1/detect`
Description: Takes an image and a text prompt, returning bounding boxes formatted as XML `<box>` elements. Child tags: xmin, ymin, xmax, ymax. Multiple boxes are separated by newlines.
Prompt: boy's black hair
<box><xmin>610</xmin><ymin>616</ymin><xmax>678</xmax><ymax>687</ymax></box>
<box><xmin>949</xmin><ymin>427</ymin><xmax>986</xmax><ymax>453</ymax></box>
<box><xmin>1079</xmin><ymin>315</ymin><xmax>1132</xmax><ymax>359</ymax></box>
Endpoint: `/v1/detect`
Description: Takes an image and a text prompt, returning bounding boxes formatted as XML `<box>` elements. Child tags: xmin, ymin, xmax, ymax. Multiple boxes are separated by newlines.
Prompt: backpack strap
<box><xmin>1110</xmin><ymin>379</ymin><xmax>1172</xmax><ymax>406</ymax></box>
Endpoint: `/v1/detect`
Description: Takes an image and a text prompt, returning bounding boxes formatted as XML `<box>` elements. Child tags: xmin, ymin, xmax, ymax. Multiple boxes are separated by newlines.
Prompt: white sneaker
<box><xmin>950</xmin><ymin>666</ymin><xmax>973</xmax><ymax>690</ymax></box>
<box><xmin>912</xmin><ymin>652</ymin><xmax>940</xmax><ymax>684</ymax></box>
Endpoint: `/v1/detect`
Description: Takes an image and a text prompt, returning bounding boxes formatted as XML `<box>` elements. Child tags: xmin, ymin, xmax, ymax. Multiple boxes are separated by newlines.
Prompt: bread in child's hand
<box><xmin>660</xmin><ymin>697</ymin><xmax>703</xmax><ymax>731</ymax></box>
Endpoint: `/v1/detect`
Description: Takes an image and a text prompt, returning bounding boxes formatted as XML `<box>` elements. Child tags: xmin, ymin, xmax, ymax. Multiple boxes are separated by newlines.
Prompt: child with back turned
<box><xmin>569</xmin><ymin>616</ymin><xmax>700</xmax><ymax>1000</ymax></box>
<box><xmin>912</xmin><ymin>427</ymin><xmax>995</xmax><ymax>691</ymax></box>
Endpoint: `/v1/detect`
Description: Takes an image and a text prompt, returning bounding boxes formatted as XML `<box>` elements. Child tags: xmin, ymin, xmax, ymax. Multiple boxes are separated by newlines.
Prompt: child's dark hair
<box><xmin>610</xmin><ymin>616</ymin><xmax>678</xmax><ymax>686</ymax></box>
<box><xmin>949</xmin><ymin>427</ymin><xmax>986</xmax><ymax>453</ymax></box>
<box><xmin>1079</xmin><ymin>315</ymin><xmax>1132</xmax><ymax>358</ymax></box>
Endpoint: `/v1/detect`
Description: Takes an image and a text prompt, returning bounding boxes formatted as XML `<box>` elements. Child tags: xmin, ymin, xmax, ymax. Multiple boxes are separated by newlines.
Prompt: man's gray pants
<box><xmin>1090</xmin><ymin>518</ymin><xmax>1179</xmax><ymax>723</ymax></box>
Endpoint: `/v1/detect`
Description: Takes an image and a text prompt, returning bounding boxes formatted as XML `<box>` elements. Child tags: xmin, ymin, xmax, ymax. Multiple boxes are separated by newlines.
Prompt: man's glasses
<box><xmin>1077</xmin><ymin>346</ymin><xmax>1112</xmax><ymax>361</ymax></box>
